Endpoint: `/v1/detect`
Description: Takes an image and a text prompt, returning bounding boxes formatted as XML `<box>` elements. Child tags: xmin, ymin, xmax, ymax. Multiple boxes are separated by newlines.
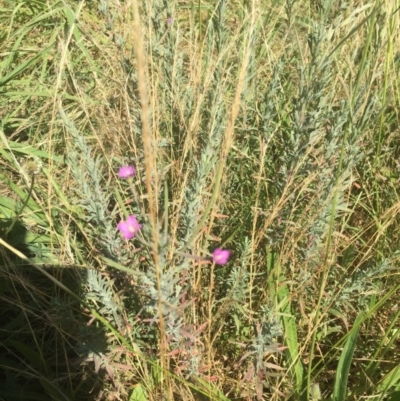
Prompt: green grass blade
<box><xmin>0</xmin><ymin>43</ymin><xmax>55</xmax><ymax>86</ymax></box>
<box><xmin>277</xmin><ymin>277</ymin><xmax>305</xmax><ymax>398</ymax></box>
<box><xmin>192</xmin><ymin>377</ymin><xmax>231</xmax><ymax>401</ymax></box>
<box><xmin>39</xmin><ymin>379</ymin><xmax>71</xmax><ymax>401</ymax></box>
<box><xmin>377</xmin><ymin>363</ymin><xmax>400</xmax><ymax>396</ymax></box>
<box><xmin>8</xmin><ymin>339</ymin><xmax>53</xmax><ymax>376</ymax></box>
<box><xmin>1</xmin><ymin>140</ymin><xmax>63</xmax><ymax>163</ymax></box>
<box><xmin>0</xmin><ymin>173</ymin><xmax>46</xmax><ymax>224</ymax></box>
<box><xmin>332</xmin><ymin>312</ymin><xmax>364</xmax><ymax>401</ymax></box>
<box><xmin>62</xmin><ymin>2</ymin><xmax>97</xmax><ymax>70</ymax></box>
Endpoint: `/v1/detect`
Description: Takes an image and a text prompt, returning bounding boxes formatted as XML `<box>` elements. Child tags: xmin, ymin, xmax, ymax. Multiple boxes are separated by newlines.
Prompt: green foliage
<box><xmin>331</xmin><ymin>312</ymin><xmax>363</xmax><ymax>401</ymax></box>
<box><xmin>277</xmin><ymin>274</ymin><xmax>305</xmax><ymax>399</ymax></box>
<box><xmin>1</xmin><ymin>0</ymin><xmax>400</xmax><ymax>400</ymax></box>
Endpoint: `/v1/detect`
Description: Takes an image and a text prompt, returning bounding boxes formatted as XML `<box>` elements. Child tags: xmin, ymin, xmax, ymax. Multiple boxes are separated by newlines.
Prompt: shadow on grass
<box><xmin>0</xmin><ymin>218</ymin><xmax>109</xmax><ymax>401</ymax></box>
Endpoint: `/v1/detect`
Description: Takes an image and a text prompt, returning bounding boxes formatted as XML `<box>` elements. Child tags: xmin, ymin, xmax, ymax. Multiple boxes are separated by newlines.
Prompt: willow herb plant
<box><xmin>113</xmin><ymin>163</ymin><xmax>231</xmax><ymax>383</ymax></box>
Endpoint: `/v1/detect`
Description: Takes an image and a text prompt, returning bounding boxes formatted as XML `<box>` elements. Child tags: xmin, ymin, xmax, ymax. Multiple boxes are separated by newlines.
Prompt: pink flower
<box><xmin>118</xmin><ymin>165</ymin><xmax>135</xmax><ymax>179</ymax></box>
<box><xmin>117</xmin><ymin>215</ymin><xmax>142</xmax><ymax>239</ymax></box>
<box><xmin>212</xmin><ymin>248</ymin><xmax>230</xmax><ymax>265</ymax></box>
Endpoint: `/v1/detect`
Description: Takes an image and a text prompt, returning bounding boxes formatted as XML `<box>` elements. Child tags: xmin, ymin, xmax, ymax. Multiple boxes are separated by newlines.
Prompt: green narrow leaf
<box><xmin>114</xmin><ymin>187</ymin><xmax>129</xmax><ymax>218</ymax></box>
<box><xmin>3</xmin><ymin>140</ymin><xmax>63</xmax><ymax>163</ymax></box>
<box><xmin>62</xmin><ymin>3</ymin><xmax>97</xmax><ymax>70</ymax></box>
<box><xmin>0</xmin><ymin>173</ymin><xmax>46</xmax><ymax>225</ymax></box>
<box><xmin>0</xmin><ymin>195</ymin><xmax>17</xmax><ymax>217</ymax></box>
<box><xmin>192</xmin><ymin>377</ymin><xmax>231</xmax><ymax>401</ymax></box>
<box><xmin>0</xmin><ymin>43</ymin><xmax>55</xmax><ymax>86</ymax></box>
<box><xmin>332</xmin><ymin>312</ymin><xmax>364</xmax><ymax>401</ymax></box>
<box><xmin>101</xmin><ymin>256</ymin><xmax>138</xmax><ymax>275</ymax></box>
<box><xmin>12</xmin><ymin>6</ymin><xmax>64</xmax><ymax>38</ymax></box>
<box><xmin>277</xmin><ymin>277</ymin><xmax>305</xmax><ymax>398</ymax></box>
<box><xmin>377</xmin><ymin>363</ymin><xmax>400</xmax><ymax>395</ymax></box>
<box><xmin>39</xmin><ymin>379</ymin><xmax>71</xmax><ymax>401</ymax></box>
<box><xmin>8</xmin><ymin>339</ymin><xmax>53</xmax><ymax>376</ymax></box>
<box><xmin>129</xmin><ymin>384</ymin><xmax>148</xmax><ymax>401</ymax></box>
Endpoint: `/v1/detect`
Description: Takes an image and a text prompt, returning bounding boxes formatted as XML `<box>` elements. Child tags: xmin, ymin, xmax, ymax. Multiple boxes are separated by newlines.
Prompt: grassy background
<box><xmin>1</xmin><ymin>0</ymin><xmax>400</xmax><ymax>400</ymax></box>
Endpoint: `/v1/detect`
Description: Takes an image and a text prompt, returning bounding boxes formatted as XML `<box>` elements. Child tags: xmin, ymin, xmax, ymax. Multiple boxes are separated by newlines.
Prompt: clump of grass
<box><xmin>1</xmin><ymin>0</ymin><xmax>400</xmax><ymax>400</ymax></box>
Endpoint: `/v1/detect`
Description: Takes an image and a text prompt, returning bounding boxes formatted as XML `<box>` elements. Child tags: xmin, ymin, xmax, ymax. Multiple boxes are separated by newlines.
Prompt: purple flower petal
<box><xmin>118</xmin><ymin>165</ymin><xmax>135</xmax><ymax>179</ymax></box>
<box><xmin>212</xmin><ymin>248</ymin><xmax>230</xmax><ymax>265</ymax></box>
<box><xmin>117</xmin><ymin>215</ymin><xmax>142</xmax><ymax>239</ymax></box>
